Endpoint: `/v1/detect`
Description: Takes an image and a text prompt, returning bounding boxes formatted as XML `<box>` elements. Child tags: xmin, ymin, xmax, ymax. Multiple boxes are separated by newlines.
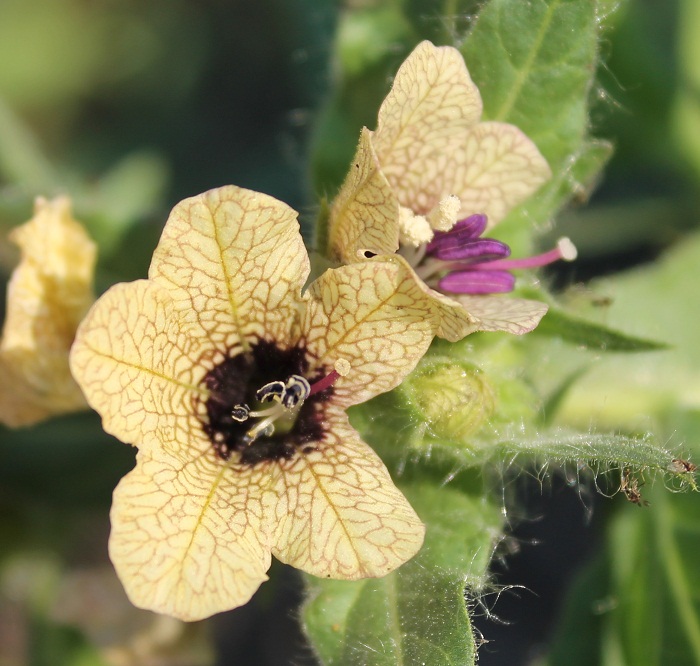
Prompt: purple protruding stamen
<box><xmin>451</xmin><ymin>214</ymin><xmax>488</xmax><ymax>239</ymax></box>
<box><xmin>308</xmin><ymin>369</ymin><xmax>341</xmax><ymax>396</ymax></box>
<box><xmin>438</xmin><ymin>269</ymin><xmax>515</xmax><ymax>295</ymax></box>
<box><xmin>428</xmin><ymin>237</ymin><xmax>511</xmax><ymax>262</ymax></box>
<box><xmin>426</xmin><ymin>214</ymin><xmax>488</xmax><ymax>255</ymax></box>
<box><xmin>467</xmin><ymin>238</ymin><xmax>577</xmax><ymax>271</ymax></box>
<box><xmin>416</xmin><ymin>210</ymin><xmax>577</xmax><ymax>297</ymax></box>
<box><xmin>427</xmin><ymin>213</ymin><xmax>510</xmax><ymax>262</ymax></box>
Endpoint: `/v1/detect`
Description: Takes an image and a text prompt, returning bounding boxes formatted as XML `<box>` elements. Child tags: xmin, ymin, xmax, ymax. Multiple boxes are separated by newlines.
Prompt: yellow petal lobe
<box><xmin>0</xmin><ymin>196</ymin><xmax>95</xmax><ymax>427</ymax></box>
<box><xmin>149</xmin><ymin>185</ymin><xmax>309</xmax><ymax>348</ymax></box>
<box><xmin>304</xmin><ymin>259</ymin><xmax>438</xmax><ymax>407</ymax></box>
<box><xmin>110</xmin><ymin>449</ymin><xmax>271</xmax><ymax>621</ymax></box>
<box><xmin>328</xmin><ymin>127</ymin><xmax>400</xmax><ymax>262</ymax></box>
<box><xmin>456</xmin><ymin>295</ymin><xmax>549</xmax><ymax>335</ymax></box>
<box><xmin>271</xmin><ymin>409</ymin><xmax>424</xmax><ymax>579</ymax></box>
<box><xmin>441</xmin><ymin>121</ymin><xmax>552</xmax><ymax>226</ymax></box>
<box><xmin>372</xmin><ymin>41</ymin><xmax>483</xmax><ymax>212</ymax></box>
<box><xmin>70</xmin><ymin>280</ymin><xmax>211</xmax><ymax>456</ymax></box>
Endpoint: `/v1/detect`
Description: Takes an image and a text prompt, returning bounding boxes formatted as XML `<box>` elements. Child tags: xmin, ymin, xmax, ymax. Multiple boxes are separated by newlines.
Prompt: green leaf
<box><xmin>672</xmin><ymin>0</ymin><xmax>700</xmax><ymax>180</ymax></box>
<box><xmin>75</xmin><ymin>151</ymin><xmax>168</xmax><ymax>255</ymax></box>
<box><xmin>534</xmin><ymin>231</ymin><xmax>700</xmax><ymax>430</ymax></box>
<box><xmin>541</xmin><ymin>367</ymin><xmax>590</xmax><ymax>425</ymax></box>
<box><xmin>548</xmin><ymin>482</ymin><xmax>700</xmax><ymax>666</ymax></box>
<box><xmin>533</xmin><ymin>307</ymin><xmax>669</xmax><ymax>352</ymax></box>
<box><xmin>303</xmin><ymin>479</ymin><xmax>503</xmax><ymax>666</ymax></box>
<box><xmin>462</xmin><ymin>0</ymin><xmax>607</xmax><ymax>250</ymax></box>
<box><xmin>400</xmin><ymin>0</ymin><xmax>482</xmax><ymax>44</ymax></box>
<box><xmin>0</xmin><ymin>97</ymin><xmax>61</xmax><ymax>192</ymax></box>
<box><xmin>309</xmin><ymin>6</ymin><xmax>414</xmax><ymax>196</ymax></box>
<box><xmin>545</xmin><ymin>552</ymin><xmax>611</xmax><ymax>666</ymax></box>
<box><xmin>537</xmin><ymin>227</ymin><xmax>700</xmax><ymax>665</ymax></box>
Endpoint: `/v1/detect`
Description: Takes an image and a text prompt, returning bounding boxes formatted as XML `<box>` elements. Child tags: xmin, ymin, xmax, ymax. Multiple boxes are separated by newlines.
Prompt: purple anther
<box><xmin>428</xmin><ymin>237</ymin><xmax>511</xmax><ymax>262</ymax></box>
<box><xmin>426</xmin><ymin>215</ymin><xmax>484</xmax><ymax>253</ymax></box>
<box><xmin>452</xmin><ymin>214</ymin><xmax>488</xmax><ymax>239</ymax></box>
<box><xmin>438</xmin><ymin>269</ymin><xmax>516</xmax><ymax>295</ymax></box>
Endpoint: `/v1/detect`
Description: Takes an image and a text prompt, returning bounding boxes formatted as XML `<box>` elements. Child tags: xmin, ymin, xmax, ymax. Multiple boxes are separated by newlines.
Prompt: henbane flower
<box><xmin>70</xmin><ymin>185</ymin><xmax>438</xmax><ymax>621</ymax></box>
<box><xmin>327</xmin><ymin>41</ymin><xmax>575</xmax><ymax>341</ymax></box>
<box><xmin>0</xmin><ymin>196</ymin><xmax>95</xmax><ymax>427</ymax></box>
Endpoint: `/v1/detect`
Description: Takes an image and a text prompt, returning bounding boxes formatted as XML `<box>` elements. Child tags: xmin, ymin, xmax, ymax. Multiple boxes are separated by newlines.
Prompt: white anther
<box><xmin>427</xmin><ymin>195</ymin><xmax>461</xmax><ymax>232</ymax></box>
<box><xmin>398</xmin><ymin>207</ymin><xmax>434</xmax><ymax>247</ymax></box>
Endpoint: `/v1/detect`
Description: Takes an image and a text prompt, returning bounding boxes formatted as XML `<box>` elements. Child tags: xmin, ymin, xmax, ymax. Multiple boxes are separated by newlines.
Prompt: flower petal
<box><xmin>271</xmin><ymin>409</ymin><xmax>423</xmax><ymax>579</ymax></box>
<box><xmin>0</xmin><ymin>196</ymin><xmax>95</xmax><ymax>426</ymax></box>
<box><xmin>149</xmin><ymin>185</ymin><xmax>309</xmax><ymax>348</ymax></box>
<box><xmin>0</xmin><ymin>353</ymin><xmax>85</xmax><ymax>427</ymax></box>
<box><xmin>70</xmin><ymin>280</ymin><xmax>212</xmax><ymax>456</ymax></box>
<box><xmin>372</xmin><ymin>41</ymin><xmax>483</xmax><ymax>215</ymax></box>
<box><xmin>303</xmin><ymin>259</ymin><xmax>438</xmax><ymax>407</ymax></box>
<box><xmin>328</xmin><ymin>127</ymin><xmax>400</xmax><ymax>263</ymax></box>
<box><xmin>110</xmin><ymin>449</ymin><xmax>271</xmax><ymax>621</ymax></box>
<box><xmin>455</xmin><ymin>295</ymin><xmax>549</xmax><ymax>334</ymax></box>
<box><xmin>379</xmin><ymin>255</ymin><xmax>482</xmax><ymax>344</ymax></box>
<box><xmin>438</xmin><ymin>122</ymin><xmax>552</xmax><ymax>226</ymax></box>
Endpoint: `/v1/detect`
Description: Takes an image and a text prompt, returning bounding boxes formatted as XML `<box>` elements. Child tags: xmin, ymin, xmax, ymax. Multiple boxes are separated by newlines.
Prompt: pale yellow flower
<box><xmin>0</xmin><ymin>196</ymin><xmax>95</xmax><ymax>427</ymax></box>
<box><xmin>328</xmin><ymin>41</ymin><xmax>569</xmax><ymax>342</ymax></box>
<box><xmin>70</xmin><ymin>185</ymin><xmax>437</xmax><ymax>621</ymax></box>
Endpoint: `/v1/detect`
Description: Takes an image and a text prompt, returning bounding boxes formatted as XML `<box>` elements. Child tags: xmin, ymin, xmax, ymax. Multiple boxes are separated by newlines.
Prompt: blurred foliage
<box><xmin>1</xmin><ymin>0</ymin><xmax>700</xmax><ymax>665</ymax></box>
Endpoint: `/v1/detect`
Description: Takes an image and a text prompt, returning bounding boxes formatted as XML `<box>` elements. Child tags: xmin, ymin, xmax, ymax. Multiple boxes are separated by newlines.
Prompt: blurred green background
<box><xmin>1</xmin><ymin>1</ymin><xmax>699</xmax><ymax>665</ymax></box>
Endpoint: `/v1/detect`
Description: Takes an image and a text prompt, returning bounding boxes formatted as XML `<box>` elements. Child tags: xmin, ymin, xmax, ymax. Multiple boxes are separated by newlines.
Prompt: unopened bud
<box><xmin>399</xmin><ymin>358</ymin><xmax>495</xmax><ymax>442</ymax></box>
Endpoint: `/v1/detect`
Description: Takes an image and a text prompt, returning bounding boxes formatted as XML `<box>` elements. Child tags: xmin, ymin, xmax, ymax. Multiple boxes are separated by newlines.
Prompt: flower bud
<box><xmin>399</xmin><ymin>357</ymin><xmax>495</xmax><ymax>442</ymax></box>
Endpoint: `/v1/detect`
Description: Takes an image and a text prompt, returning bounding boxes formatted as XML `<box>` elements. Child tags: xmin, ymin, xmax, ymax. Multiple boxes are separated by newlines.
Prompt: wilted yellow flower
<box><xmin>0</xmin><ymin>196</ymin><xmax>95</xmax><ymax>427</ymax></box>
<box><xmin>70</xmin><ymin>185</ymin><xmax>437</xmax><ymax>621</ymax></box>
<box><xmin>328</xmin><ymin>41</ymin><xmax>574</xmax><ymax>342</ymax></box>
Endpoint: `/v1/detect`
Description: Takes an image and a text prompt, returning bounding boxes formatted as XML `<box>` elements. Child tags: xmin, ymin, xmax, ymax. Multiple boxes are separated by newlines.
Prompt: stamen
<box><xmin>256</xmin><ymin>380</ymin><xmax>286</xmax><ymax>403</ymax></box>
<box><xmin>308</xmin><ymin>359</ymin><xmax>350</xmax><ymax>396</ymax></box>
<box><xmin>282</xmin><ymin>375</ymin><xmax>311</xmax><ymax>409</ymax></box>
<box><xmin>426</xmin><ymin>194</ymin><xmax>461</xmax><ymax>231</ymax></box>
<box><xmin>399</xmin><ymin>241</ymin><xmax>428</xmax><ymax>269</ymax></box>
<box><xmin>439</xmin><ymin>269</ymin><xmax>515</xmax><ymax>295</ymax></box>
<box><xmin>235</xmin><ymin>361</ymin><xmax>350</xmax><ymax>446</ymax></box>
<box><xmin>243</xmin><ymin>410</ymin><xmax>282</xmax><ymax>444</ymax></box>
<box><xmin>398</xmin><ymin>207</ymin><xmax>434</xmax><ymax>247</ymax></box>
<box><xmin>248</xmin><ymin>405</ymin><xmax>287</xmax><ymax>418</ymax></box>
<box><xmin>231</xmin><ymin>404</ymin><xmax>251</xmax><ymax>422</ymax></box>
<box><xmin>467</xmin><ymin>237</ymin><xmax>577</xmax><ymax>271</ymax></box>
<box><xmin>428</xmin><ymin>237</ymin><xmax>510</xmax><ymax>263</ymax></box>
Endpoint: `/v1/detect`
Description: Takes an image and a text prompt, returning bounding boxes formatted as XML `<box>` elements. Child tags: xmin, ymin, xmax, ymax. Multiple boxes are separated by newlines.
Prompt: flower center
<box><xmin>231</xmin><ymin>359</ymin><xmax>350</xmax><ymax>446</ymax></box>
<box><xmin>198</xmin><ymin>340</ymin><xmax>348</xmax><ymax>465</ymax></box>
<box><xmin>403</xmin><ymin>213</ymin><xmax>577</xmax><ymax>295</ymax></box>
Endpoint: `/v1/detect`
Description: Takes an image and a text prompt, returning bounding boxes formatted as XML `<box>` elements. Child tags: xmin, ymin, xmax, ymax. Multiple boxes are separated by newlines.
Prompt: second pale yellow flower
<box><xmin>328</xmin><ymin>41</ymin><xmax>559</xmax><ymax>341</ymax></box>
